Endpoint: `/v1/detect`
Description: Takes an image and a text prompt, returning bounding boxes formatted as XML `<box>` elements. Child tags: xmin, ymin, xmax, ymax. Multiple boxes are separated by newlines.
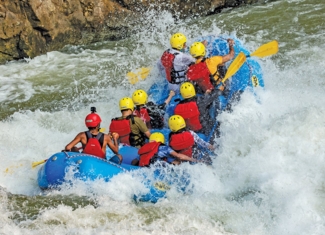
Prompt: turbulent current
<box><xmin>0</xmin><ymin>0</ymin><xmax>325</xmax><ymax>234</ymax></box>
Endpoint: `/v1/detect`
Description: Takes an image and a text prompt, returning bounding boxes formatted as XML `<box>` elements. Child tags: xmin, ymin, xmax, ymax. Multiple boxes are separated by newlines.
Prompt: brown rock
<box><xmin>0</xmin><ymin>0</ymin><xmax>257</xmax><ymax>64</ymax></box>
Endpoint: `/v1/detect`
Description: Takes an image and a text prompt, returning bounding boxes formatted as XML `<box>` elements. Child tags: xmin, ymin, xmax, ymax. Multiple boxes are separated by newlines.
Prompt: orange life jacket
<box><xmin>169</xmin><ymin>131</ymin><xmax>195</xmax><ymax>157</ymax></box>
<box><xmin>174</xmin><ymin>100</ymin><xmax>202</xmax><ymax>132</ymax></box>
<box><xmin>83</xmin><ymin>131</ymin><xmax>106</xmax><ymax>159</ymax></box>
<box><xmin>186</xmin><ymin>60</ymin><xmax>214</xmax><ymax>92</ymax></box>
<box><xmin>138</xmin><ymin>141</ymin><xmax>161</xmax><ymax>167</ymax></box>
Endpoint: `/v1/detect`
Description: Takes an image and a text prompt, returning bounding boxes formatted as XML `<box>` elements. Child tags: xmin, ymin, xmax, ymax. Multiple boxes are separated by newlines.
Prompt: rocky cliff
<box><xmin>0</xmin><ymin>0</ymin><xmax>257</xmax><ymax>64</ymax></box>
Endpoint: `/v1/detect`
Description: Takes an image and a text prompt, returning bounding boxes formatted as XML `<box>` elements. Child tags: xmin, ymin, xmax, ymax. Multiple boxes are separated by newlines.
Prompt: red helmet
<box><xmin>85</xmin><ymin>113</ymin><xmax>102</xmax><ymax>128</ymax></box>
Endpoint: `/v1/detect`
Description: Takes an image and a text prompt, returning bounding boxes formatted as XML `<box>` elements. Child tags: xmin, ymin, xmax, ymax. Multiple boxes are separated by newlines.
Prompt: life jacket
<box><xmin>134</xmin><ymin>106</ymin><xmax>151</xmax><ymax>126</ymax></box>
<box><xmin>161</xmin><ymin>49</ymin><xmax>186</xmax><ymax>84</ymax></box>
<box><xmin>138</xmin><ymin>141</ymin><xmax>161</xmax><ymax>167</ymax></box>
<box><xmin>186</xmin><ymin>59</ymin><xmax>215</xmax><ymax>92</ymax></box>
<box><xmin>169</xmin><ymin>131</ymin><xmax>195</xmax><ymax>157</ymax></box>
<box><xmin>174</xmin><ymin>100</ymin><xmax>202</xmax><ymax>132</ymax></box>
<box><xmin>82</xmin><ymin>131</ymin><xmax>106</xmax><ymax>159</ymax></box>
<box><xmin>109</xmin><ymin>115</ymin><xmax>146</xmax><ymax>147</ymax></box>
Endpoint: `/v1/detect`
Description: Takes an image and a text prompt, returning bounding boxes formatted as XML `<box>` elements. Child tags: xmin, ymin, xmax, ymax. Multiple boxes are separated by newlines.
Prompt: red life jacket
<box><xmin>83</xmin><ymin>131</ymin><xmax>106</xmax><ymax>159</ymax></box>
<box><xmin>186</xmin><ymin>60</ymin><xmax>214</xmax><ymax>92</ymax></box>
<box><xmin>109</xmin><ymin>115</ymin><xmax>146</xmax><ymax>147</ymax></box>
<box><xmin>134</xmin><ymin>107</ymin><xmax>150</xmax><ymax>125</ymax></box>
<box><xmin>109</xmin><ymin>118</ymin><xmax>132</xmax><ymax>145</ymax></box>
<box><xmin>169</xmin><ymin>131</ymin><xmax>195</xmax><ymax>157</ymax></box>
<box><xmin>138</xmin><ymin>141</ymin><xmax>161</xmax><ymax>167</ymax></box>
<box><xmin>161</xmin><ymin>49</ymin><xmax>186</xmax><ymax>84</ymax></box>
<box><xmin>174</xmin><ymin>101</ymin><xmax>202</xmax><ymax>132</ymax></box>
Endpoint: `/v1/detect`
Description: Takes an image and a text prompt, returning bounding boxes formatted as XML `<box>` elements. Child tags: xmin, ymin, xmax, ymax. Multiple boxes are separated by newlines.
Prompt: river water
<box><xmin>1</xmin><ymin>0</ymin><xmax>325</xmax><ymax>234</ymax></box>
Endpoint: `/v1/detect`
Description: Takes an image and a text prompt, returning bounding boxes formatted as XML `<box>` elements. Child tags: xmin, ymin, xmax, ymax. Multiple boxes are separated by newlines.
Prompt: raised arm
<box><xmin>164</xmin><ymin>90</ymin><xmax>175</xmax><ymax>106</ymax></box>
<box><xmin>221</xmin><ymin>39</ymin><xmax>235</xmax><ymax>63</ymax></box>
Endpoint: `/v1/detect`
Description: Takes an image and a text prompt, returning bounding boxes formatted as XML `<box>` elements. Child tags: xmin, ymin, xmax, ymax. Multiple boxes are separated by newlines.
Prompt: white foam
<box><xmin>1</xmin><ymin>1</ymin><xmax>325</xmax><ymax>234</ymax></box>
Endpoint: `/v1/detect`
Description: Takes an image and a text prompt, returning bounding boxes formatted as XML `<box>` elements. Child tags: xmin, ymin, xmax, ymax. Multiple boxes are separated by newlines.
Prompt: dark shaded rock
<box><xmin>0</xmin><ymin>0</ymin><xmax>258</xmax><ymax>64</ymax></box>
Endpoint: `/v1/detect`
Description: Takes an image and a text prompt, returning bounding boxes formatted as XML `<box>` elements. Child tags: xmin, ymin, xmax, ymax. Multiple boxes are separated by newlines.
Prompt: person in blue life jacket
<box><xmin>157</xmin><ymin>33</ymin><xmax>208</xmax><ymax>93</ymax></box>
<box><xmin>132</xmin><ymin>89</ymin><xmax>175</xmax><ymax>129</ymax></box>
<box><xmin>109</xmin><ymin>97</ymin><xmax>151</xmax><ymax>149</ymax></box>
<box><xmin>174</xmin><ymin>82</ymin><xmax>223</xmax><ymax>138</ymax></box>
<box><xmin>168</xmin><ymin>115</ymin><xmax>215</xmax><ymax>164</ymax></box>
<box><xmin>136</xmin><ymin>132</ymin><xmax>197</xmax><ymax>167</ymax></box>
<box><xmin>65</xmin><ymin>107</ymin><xmax>123</xmax><ymax>164</ymax></box>
<box><xmin>186</xmin><ymin>40</ymin><xmax>234</xmax><ymax>95</ymax></box>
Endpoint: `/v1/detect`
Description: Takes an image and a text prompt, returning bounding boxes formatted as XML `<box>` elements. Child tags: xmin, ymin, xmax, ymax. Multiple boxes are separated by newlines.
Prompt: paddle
<box><xmin>220</xmin><ymin>52</ymin><xmax>247</xmax><ymax>84</ymax></box>
<box><xmin>31</xmin><ymin>144</ymin><xmax>89</xmax><ymax>169</ymax></box>
<box><xmin>127</xmin><ymin>67</ymin><xmax>151</xmax><ymax>84</ymax></box>
<box><xmin>218</xmin><ymin>40</ymin><xmax>278</xmax><ymax>84</ymax></box>
<box><xmin>32</xmin><ymin>159</ymin><xmax>47</xmax><ymax>168</ymax></box>
<box><xmin>248</xmin><ymin>40</ymin><xmax>279</xmax><ymax>58</ymax></box>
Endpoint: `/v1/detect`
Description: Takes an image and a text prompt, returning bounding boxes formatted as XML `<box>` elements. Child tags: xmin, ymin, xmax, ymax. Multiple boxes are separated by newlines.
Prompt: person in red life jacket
<box><xmin>109</xmin><ymin>97</ymin><xmax>151</xmax><ymax>149</ymax></box>
<box><xmin>137</xmin><ymin>132</ymin><xmax>197</xmax><ymax>167</ymax></box>
<box><xmin>157</xmin><ymin>32</ymin><xmax>196</xmax><ymax>93</ymax></box>
<box><xmin>65</xmin><ymin>107</ymin><xmax>123</xmax><ymax>163</ymax></box>
<box><xmin>186</xmin><ymin>39</ymin><xmax>235</xmax><ymax>94</ymax></box>
<box><xmin>132</xmin><ymin>89</ymin><xmax>175</xmax><ymax>129</ymax></box>
<box><xmin>174</xmin><ymin>82</ymin><xmax>223</xmax><ymax>137</ymax></box>
<box><xmin>168</xmin><ymin>115</ymin><xmax>215</xmax><ymax>163</ymax></box>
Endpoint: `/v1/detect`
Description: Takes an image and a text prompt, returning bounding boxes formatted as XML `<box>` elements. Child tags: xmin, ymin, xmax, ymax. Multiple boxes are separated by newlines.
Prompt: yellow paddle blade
<box><xmin>127</xmin><ymin>71</ymin><xmax>139</xmax><ymax>85</ymax></box>
<box><xmin>250</xmin><ymin>40</ymin><xmax>279</xmax><ymax>58</ymax></box>
<box><xmin>126</xmin><ymin>67</ymin><xmax>151</xmax><ymax>84</ymax></box>
<box><xmin>222</xmin><ymin>52</ymin><xmax>247</xmax><ymax>83</ymax></box>
<box><xmin>32</xmin><ymin>159</ymin><xmax>47</xmax><ymax>168</ymax></box>
<box><xmin>99</xmin><ymin>127</ymin><xmax>106</xmax><ymax>133</ymax></box>
<box><xmin>139</xmin><ymin>67</ymin><xmax>151</xmax><ymax>80</ymax></box>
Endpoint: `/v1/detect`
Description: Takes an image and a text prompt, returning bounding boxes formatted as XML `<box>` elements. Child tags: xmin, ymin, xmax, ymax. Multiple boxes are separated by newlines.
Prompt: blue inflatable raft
<box><xmin>37</xmin><ymin>35</ymin><xmax>264</xmax><ymax>203</ymax></box>
<box><xmin>37</xmin><ymin>147</ymin><xmax>170</xmax><ymax>203</ymax></box>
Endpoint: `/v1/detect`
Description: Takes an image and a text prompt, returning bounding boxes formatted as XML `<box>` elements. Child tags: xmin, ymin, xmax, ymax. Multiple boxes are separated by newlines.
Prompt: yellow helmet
<box><xmin>132</xmin><ymin>89</ymin><xmax>148</xmax><ymax>105</ymax></box>
<box><xmin>180</xmin><ymin>82</ymin><xmax>196</xmax><ymax>99</ymax></box>
<box><xmin>119</xmin><ymin>97</ymin><xmax>134</xmax><ymax>111</ymax></box>
<box><xmin>170</xmin><ymin>33</ymin><xmax>187</xmax><ymax>50</ymax></box>
<box><xmin>149</xmin><ymin>132</ymin><xmax>165</xmax><ymax>144</ymax></box>
<box><xmin>189</xmin><ymin>42</ymin><xmax>206</xmax><ymax>58</ymax></box>
<box><xmin>168</xmin><ymin>115</ymin><xmax>186</xmax><ymax>132</ymax></box>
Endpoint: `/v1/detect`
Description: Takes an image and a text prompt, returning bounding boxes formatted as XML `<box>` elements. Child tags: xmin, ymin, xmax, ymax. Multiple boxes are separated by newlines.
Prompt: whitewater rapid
<box><xmin>1</xmin><ymin>0</ymin><xmax>325</xmax><ymax>234</ymax></box>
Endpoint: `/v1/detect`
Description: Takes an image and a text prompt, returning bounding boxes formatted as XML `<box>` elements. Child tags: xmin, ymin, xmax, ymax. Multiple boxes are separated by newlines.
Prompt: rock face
<box><xmin>0</xmin><ymin>0</ymin><xmax>257</xmax><ymax>64</ymax></box>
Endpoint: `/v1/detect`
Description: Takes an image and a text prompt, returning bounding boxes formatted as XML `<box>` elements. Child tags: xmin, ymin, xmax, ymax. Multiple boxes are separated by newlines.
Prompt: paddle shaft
<box><xmin>32</xmin><ymin>159</ymin><xmax>47</xmax><ymax>168</ymax></box>
<box><xmin>221</xmin><ymin>52</ymin><xmax>247</xmax><ymax>84</ymax></box>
